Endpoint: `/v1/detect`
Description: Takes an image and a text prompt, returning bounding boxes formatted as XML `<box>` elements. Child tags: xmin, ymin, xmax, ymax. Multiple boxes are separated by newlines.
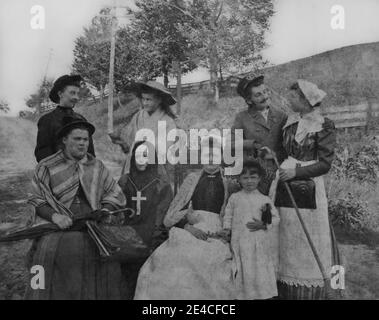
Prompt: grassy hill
<box><xmin>261</xmin><ymin>41</ymin><xmax>379</xmax><ymax>109</ymax></box>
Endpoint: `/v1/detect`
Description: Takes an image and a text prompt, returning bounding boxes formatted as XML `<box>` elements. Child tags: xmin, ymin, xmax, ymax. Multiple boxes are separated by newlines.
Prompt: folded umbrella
<box><xmin>0</xmin><ymin>208</ymin><xmax>133</xmax><ymax>243</ymax></box>
<box><xmin>0</xmin><ymin>211</ymin><xmax>101</xmax><ymax>242</ymax></box>
<box><xmin>0</xmin><ymin>208</ymin><xmax>150</xmax><ymax>263</ymax></box>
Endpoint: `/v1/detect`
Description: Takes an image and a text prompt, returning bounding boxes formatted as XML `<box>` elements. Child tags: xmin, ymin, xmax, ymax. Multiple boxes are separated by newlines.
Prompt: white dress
<box><xmin>223</xmin><ymin>190</ymin><xmax>280</xmax><ymax>300</ymax></box>
<box><xmin>134</xmin><ymin>210</ymin><xmax>235</xmax><ymax>300</ymax></box>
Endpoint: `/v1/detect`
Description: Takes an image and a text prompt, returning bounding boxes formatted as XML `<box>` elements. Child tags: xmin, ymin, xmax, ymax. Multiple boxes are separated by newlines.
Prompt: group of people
<box><xmin>25</xmin><ymin>72</ymin><xmax>340</xmax><ymax>300</ymax></box>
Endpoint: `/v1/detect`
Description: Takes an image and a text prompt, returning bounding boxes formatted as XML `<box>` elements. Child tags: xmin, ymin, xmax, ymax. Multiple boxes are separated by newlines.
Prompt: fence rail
<box><xmin>323</xmin><ymin>103</ymin><xmax>379</xmax><ymax>129</ymax></box>
<box><xmin>168</xmin><ymin>78</ymin><xmax>379</xmax><ymax>130</ymax></box>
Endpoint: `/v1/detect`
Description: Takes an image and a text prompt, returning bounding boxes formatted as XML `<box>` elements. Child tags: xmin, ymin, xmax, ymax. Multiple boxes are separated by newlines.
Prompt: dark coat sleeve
<box><xmin>232</xmin><ymin>112</ymin><xmax>259</xmax><ymax>151</ymax></box>
<box><xmin>155</xmin><ymin>181</ymin><xmax>174</xmax><ymax>228</ymax></box>
<box><xmin>151</xmin><ymin>181</ymin><xmax>174</xmax><ymax>249</ymax></box>
<box><xmin>277</xmin><ymin>112</ymin><xmax>289</xmax><ymax>163</ymax></box>
<box><xmin>78</xmin><ymin>114</ymin><xmax>96</xmax><ymax>157</ymax></box>
<box><xmin>34</xmin><ymin>115</ymin><xmax>54</xmax><ymax>162</ymax></box>
<box><xmin>88</xmin><ymin>137</ymin><xmax>96</xmax><ymax>158</ymax></box>
<box><xmin>117</xmin><ymin>174</ymin><xmax>128</xmax><ymax>198</ymax></box>
<box><xmin>295</xmin><ymin>118</ymin><xmax>336</xmax><ymax>179</ymax></box>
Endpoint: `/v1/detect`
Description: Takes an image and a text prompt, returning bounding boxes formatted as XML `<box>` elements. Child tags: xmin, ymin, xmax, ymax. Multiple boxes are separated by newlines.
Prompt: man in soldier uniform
<box><xmin>34</xmin><ymin>74</ymin><xmax>95</xmax><ymax>162</ymax></box>
<box><xmin>232</xmin><ymin>75</ymin><xmax>288</xmax><ymax>195</ymax></box>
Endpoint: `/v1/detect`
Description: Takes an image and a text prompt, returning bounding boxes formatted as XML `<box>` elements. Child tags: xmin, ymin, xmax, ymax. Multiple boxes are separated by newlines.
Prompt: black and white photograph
<box><xmin>0</xmin><ymin>0</ymin><xmax>379</xmax><ymax>306</ymax></box>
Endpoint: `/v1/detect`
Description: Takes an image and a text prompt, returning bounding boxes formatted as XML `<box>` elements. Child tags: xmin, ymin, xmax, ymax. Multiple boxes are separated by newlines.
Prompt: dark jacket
<box><xmin>232</xmin><ymin>106</ymin><xmax>288</xmax><ymax>163</ymax></box>
<box><xmin>34</xmin><ymin>106</ymin><xmax>95</xmax><ymax>162</ymax></box>
<box><xmin>283</xmin><ymin>117</ymin><xmax>336</xmax><ymax>179</ymax></box>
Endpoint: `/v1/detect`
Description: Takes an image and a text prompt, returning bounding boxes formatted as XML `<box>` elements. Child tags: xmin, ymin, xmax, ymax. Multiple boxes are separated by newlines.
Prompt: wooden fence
<box><xmin>322</xmin><ymin>102</ymin><xmax>379</xmax><ymax>129</ymax></box>
<box><xmin>168</xmin><ymin>78</ymin><xmax>379</xmax><ymax>130</ymax></box>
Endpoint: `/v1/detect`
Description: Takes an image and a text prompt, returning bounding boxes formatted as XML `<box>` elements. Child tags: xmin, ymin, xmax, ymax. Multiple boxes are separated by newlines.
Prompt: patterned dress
<box><xmin>25</xmin><ymin>151</ymin><xmax>126</xmax><ymax>300</ymax></box>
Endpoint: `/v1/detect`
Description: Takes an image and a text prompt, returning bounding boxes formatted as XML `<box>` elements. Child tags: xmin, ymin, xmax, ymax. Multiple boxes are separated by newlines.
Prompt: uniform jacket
<box><xmin>232</xmin><ymin>106</ymin><xmax>288</xmax><ymax>163</ymax></box>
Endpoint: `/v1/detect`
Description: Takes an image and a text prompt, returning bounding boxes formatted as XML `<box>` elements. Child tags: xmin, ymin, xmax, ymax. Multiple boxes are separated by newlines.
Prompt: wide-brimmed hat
<box><xmin>49</xmin><ymin>75</ymin><xmax>82</xmax><ymax>104</ymax></box>
<box><xmin>236</xmin><ymin>75</ymin><xmax>264</xmax><ymax>98</ymax></box>
<box><xmin>57</xmin><ymin>116</ymin><xmax>95</xmax><ymax>139</ymax></box>
<box><xmin>295</xmin><ymin>79</ymin><xmax>326</xmax><ymax>107</ymax></box>
<box><xmin>136</xmin><ymin>81</ymin><xmax>176</xmax><ymax>106</ymax></box>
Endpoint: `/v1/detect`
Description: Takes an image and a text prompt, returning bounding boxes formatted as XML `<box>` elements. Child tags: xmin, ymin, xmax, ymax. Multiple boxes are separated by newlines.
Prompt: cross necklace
<box><xmin>127</xmin><ymin>176</ymin><xmax>158</xmax><ymax>216</ymax></box>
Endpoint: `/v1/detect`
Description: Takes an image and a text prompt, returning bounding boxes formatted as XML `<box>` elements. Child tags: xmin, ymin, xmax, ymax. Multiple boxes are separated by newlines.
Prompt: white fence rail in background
<box><xmin>323</xmin><ymin>103</ymin><xmax>379</xmax><ymax>129</ymax></box>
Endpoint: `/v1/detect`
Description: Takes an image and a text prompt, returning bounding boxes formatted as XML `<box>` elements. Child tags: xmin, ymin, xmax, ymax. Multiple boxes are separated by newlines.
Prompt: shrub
<box><xmin>331</xmin><ymin>138</ymin><xmax>379</xmax><ymax>185</ymax></box>
<box><xmin>328</xmin><ymin>193</ymin><xmax>370</xmax><ymax>233</ymax></box>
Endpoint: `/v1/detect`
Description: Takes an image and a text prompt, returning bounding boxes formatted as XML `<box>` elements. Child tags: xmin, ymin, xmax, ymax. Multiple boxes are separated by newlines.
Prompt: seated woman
<box><xmin>134</xmin><ymin>136</ymin><xmax>240</xmax><ymax>300</ymax></box>
<box><xmin>118</xmin><ymin>141</ymin><xmax>173</xmax><ymax>299</ymax></box>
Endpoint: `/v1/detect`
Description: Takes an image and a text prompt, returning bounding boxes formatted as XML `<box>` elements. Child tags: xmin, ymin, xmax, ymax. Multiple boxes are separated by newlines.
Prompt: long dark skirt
<box><xmin>25</xmin><ymin>231</ymin><xmax>122</xmax><ymax>300</ymax></box>
<box><xmin>277</xmin><ymin>281</ymin><xmax>325</xmax><ymax>300</ymax></box>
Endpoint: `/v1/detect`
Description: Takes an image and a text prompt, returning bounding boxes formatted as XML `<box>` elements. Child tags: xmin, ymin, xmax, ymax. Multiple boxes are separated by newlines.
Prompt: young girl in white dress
<box><xmin>222</xmin><ymin>160</ymin><xmax>280</xmax><ymax>300</ymax></box>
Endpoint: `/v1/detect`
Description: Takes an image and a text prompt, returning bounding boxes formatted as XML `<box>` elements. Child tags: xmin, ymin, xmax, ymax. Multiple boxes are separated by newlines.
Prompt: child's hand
<box><xmin>217</xmin><ymin>229</ymin><xmax>231</xmax><ymax>242</ymax></box>
<box><xmin>246</xmin><ymin>219</ymin><xmax>267</xmax><ymax>232</ymax></box>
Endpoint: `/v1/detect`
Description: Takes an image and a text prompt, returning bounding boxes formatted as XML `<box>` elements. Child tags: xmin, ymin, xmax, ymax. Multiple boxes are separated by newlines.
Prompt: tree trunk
<box><xmin>209</xmin><ymin>54</ymin><xmax>219</xmax><ymax>106</ymax></box>
<box><xmin>162</xmin><ymin>58</ymin><xmax>169</xmax><ymax>88</ymax></box>
<box><xmin>100</xmin><ymin>84</ymin><xmax>104</xmax><ymax>103</ymax></box>
<box><xmin>164</xmin><ymin>71</ymin><xmax>169</xmax><ymax>88</ymax></box>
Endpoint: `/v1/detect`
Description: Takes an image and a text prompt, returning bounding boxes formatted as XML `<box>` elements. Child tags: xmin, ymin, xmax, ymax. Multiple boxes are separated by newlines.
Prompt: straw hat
<box><xmin>136</xmin><ymin>81</ymin><xmax>176</xmax><ymax>106</ymax></box>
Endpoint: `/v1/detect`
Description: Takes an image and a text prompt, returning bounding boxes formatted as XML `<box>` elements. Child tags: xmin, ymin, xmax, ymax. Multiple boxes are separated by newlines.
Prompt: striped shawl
<box><xmin>28</xmin><ymin>150</ymin><xmax>126</xmax><ymax>224</ymax></box>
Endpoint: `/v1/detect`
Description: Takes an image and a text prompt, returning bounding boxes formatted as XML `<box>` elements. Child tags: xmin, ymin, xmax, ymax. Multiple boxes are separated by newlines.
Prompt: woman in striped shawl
<box><xmin>25</xmin><ymin>117</ymin><xmax>126</xmax><ymax>300</ymax></box>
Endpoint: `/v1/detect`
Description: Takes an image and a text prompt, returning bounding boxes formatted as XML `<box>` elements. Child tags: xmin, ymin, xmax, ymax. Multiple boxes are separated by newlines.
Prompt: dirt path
<box><xmin>339</xmin><ymin>244</ymin><xmax>379</xmax><ymax>299</ymax></box>
<box><xmin>0</xmin><ymin>116</ymin><xmax>378</xmax><ymax>299</ymax></box>
<box><xmin>0</xmin><ymin>117</ymin><xmax>37</xmax><ymax>299</ymax></box>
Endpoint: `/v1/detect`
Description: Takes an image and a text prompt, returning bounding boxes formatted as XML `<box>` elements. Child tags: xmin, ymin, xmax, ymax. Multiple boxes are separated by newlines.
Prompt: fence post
<box><xmin>366</xmin><ymin>100</ymin><xmax>373</xmax><ymax>135</ymax></box>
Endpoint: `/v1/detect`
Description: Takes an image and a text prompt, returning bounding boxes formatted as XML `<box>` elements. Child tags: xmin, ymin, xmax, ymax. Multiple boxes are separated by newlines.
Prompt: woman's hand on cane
<box><xmin>279</xmin><ymin>168</ymin><xmax>296</xmax><ymax>181</ymax></box>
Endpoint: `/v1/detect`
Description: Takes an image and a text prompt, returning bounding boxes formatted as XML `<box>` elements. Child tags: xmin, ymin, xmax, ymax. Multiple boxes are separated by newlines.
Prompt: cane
<box><xmin>272</xmin><ymin>155</ymin><xmax>334</xmax><ymax>299</ymax></box>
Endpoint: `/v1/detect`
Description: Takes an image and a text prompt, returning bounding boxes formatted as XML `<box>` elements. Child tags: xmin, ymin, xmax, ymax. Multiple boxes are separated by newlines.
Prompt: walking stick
<box><xmin>272</xmin><ymin>156</ymin><xmax>333</xmax><ymax>299</ymax></box>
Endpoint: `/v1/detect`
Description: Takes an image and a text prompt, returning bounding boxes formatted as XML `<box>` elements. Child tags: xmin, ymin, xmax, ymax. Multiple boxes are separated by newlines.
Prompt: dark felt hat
<box><xmin>57</xmin><ymin>116</ymin><xmax>95</xmax><ymax>139</ymax></box>
<box><xmin>236</xmin><ymin>75</ymin><xmax>264</xmax><ymax>98</ymax></box>
<box><xmin>49</xmin><ymin>75</ymin><xmax>82</xmax><ymax>104</ymax></box>
<box><xmin>136</xmin><ymin>81</ymin><xmax>176</xmax><ymax>106</ymax></box>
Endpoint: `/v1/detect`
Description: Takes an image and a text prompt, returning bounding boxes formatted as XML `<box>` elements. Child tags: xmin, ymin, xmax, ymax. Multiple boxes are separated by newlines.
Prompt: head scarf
<box><xmin>297</xmin><ymin>79</ymin><xmax>326</xmax><ymax>107</ymax></box>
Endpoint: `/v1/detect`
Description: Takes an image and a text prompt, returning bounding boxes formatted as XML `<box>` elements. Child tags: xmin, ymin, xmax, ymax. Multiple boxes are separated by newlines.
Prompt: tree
<box><xmin>130</xmin><ymin>0</ymin><xmax>199</xmax><ymax>87</ymax></box>
<box><xmin>25</xmin><ymin>79</ymin><xmax>54</xmax><ymax>112</ymax></box>
<box><xmin>72</xmin><ymin>8</ymin><xmax>113</xmax><ymax>102</ymax></box>
<box><xmin>72</xmin><ymin>7</ymin><xmax>166</xmax><ymax>98</ymax></box>
<box><xmin>0</xmin><ymin>99</ymin><xmax>10</xmax><ymax>113</ymax></box>
<box><xmin>178</xmin><ymin>0</ymin><xmax>274</xmax><ymax>103</ymax></box>
<box><xmin>113</xmin><ymin>26</ymin><xmax>163</xmax><ymax>89</ymax></box>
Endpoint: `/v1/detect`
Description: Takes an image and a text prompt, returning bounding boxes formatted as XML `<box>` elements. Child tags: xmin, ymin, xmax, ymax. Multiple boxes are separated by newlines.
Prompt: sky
<box><xmin>1</xmin><ymin>0</ymin><xmax>379</xmax><ymax>116</ymax></box>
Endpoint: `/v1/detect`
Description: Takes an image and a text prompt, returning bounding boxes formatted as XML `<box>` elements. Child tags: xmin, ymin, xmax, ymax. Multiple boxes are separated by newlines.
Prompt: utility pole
<box><xmin>99</xmin><ymin>2</ymin><xmax>132</xmax><ymax>134</ymax></box>
<box><xmin>107</xmin><ymin>2</ymin><xmax>117</xmax><ymax>134</ymax></box>
<box><xmin>173</xmin><ymin>60</ymin><xmax>182</xmax><ymax>115</ymax></box>
<box><xmin>40</xmin><ymin>48</ymin><xmax>53</xmax><ymax>115</ymax></box>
